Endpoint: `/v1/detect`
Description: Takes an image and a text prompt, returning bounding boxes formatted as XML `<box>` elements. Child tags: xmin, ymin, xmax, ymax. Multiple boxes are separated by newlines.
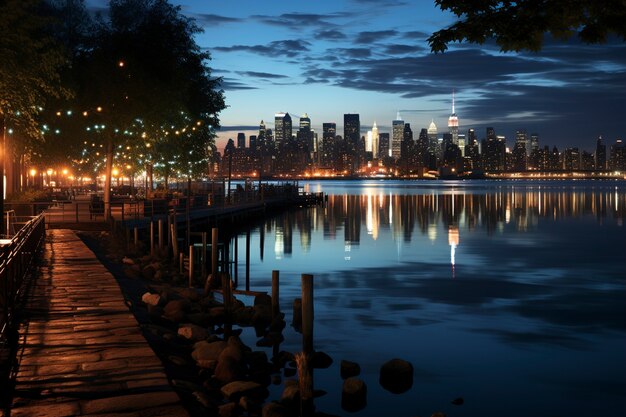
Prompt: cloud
<box><xmin>217</xmin><ymin>78</ymin><xmax>257</xmax><ymax>91</ymax></box>
<box><xmin>315</xmin><ymin>29</ymin><xmax>347</xmax><ymax>40</ymax></box>
<box><xmin>194</xmin><ymin>13</ymin><xmax>243</xmax><ymax>25</ymax></box>
<box><xmin>329</xmin><ymin>47</ymin><xmax>372</xmax><ymax>58</ymax></box>
<box><xmin>355</xmin><ymin>30</ymin><xmax>398</xmax><ymax>44</ymax></box>
<box><xmin>214</xmin><ymin>40</ymin><xmax>311</xmax><ymax>58</ymax></box>
<box><xmin>383</xmin><ymin>43</ymin><xmax>423</xmax><ymax>55</ymax></box>
<box><xmin>253</xmin><ymin>12</ymin><xmax>348</xmax><ymax>29</ymax></box>
<box><xmin>236</xmin><ymin>71</ymin><xmax>289</xmax><ymax>79</ymax></box>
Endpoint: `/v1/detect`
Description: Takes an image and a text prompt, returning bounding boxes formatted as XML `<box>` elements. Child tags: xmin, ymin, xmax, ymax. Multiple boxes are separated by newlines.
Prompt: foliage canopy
<box><xmin>428</xmin><ymin>0</ymin><xmax>626</xmax><ymax>52</ymax></box>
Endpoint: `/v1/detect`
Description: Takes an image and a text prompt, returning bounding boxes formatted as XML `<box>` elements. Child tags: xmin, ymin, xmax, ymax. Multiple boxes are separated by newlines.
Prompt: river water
<box><xmin>232</xmin><ymin>180</ymin><xmax>626</xmax><ymax>417</ymax></box>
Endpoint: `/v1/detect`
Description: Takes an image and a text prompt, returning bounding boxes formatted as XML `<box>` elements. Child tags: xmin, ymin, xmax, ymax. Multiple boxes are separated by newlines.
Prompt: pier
<box><xmin>5</xmin><ymin>229</ymin><xmax>189</xmax><ymax>417</ymax></box>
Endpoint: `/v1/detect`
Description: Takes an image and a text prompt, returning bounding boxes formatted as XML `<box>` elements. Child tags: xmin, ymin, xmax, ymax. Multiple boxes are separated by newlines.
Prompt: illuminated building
<box><xmin>274</xmin><ymin>112</ymin><xmax>292</xmax><ymax>145</ymax></box>
<box><xmin>392</xmin><ymin>112</ymin><xmax>404</xmax><ymax>160</ymax></box>
<box><xmin>448</xmin><ymin>91</ymin><xmax>459</xmax><ymax>145</ymax></box>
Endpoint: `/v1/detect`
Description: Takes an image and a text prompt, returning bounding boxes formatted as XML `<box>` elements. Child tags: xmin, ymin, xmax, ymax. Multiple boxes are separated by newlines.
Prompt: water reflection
<box><xmin>234</xmin><ymin>181</ymin><xmax>626</xmax><ymax>417</ymax></box>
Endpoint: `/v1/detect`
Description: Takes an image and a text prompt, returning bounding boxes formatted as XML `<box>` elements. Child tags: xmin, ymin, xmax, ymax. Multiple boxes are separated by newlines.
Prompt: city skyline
<box><xmin>85</xmin><ymin>0</ymin><xmax>626</xmax><ymax>152</ymax></box>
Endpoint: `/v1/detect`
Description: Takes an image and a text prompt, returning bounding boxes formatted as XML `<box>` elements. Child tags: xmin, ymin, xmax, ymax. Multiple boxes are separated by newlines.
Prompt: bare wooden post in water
<box><xmin>201</xmin><ymin>232</ymin><xmax>207</xmax><ymax>280</ymax></box>
<box><xmin>301</xmin><ymin>274</ymin><xmax>314</xmax><ymax>355</ymax></box>
<box><xmin>134</xmin><ymin>227</ymin><xmax>138</xmax><ymax>247</ymax></box>
<box><xmin>188</xmin><ymin>245</ymin><xmax>194</xmax><ymax>287</ymax></box>
<box><xmin>211</xmin><ymin>227</ymin><xmax>218</xmax><ymax>278</ymax></box>
<box><xmin>158</xmin><ymin>219</ymin><xmax>164</xmax><ymax>250</ymax></box>
<box><xmin>272</xmin><ymin>270</ymin><xmax>280</xmax><ymax>320</ymax></box>
<box><xmin>245</xmin><ymin>230</ymin><xmax>251</xmax><ymax>291</ymax></box>
<box><xmin>221</xmin><ymin>273</ymin><xmax>232</xmax><ymax>314</ymax></box>
<box><xmin>171</xmin><ymin>224</ymin><xmax>179</xmax><ymax>260</ymax></box>
<box><xmin>149</xmin><ymin>221</ymin><xmax>154</xmax><ymax>256</ymax></box>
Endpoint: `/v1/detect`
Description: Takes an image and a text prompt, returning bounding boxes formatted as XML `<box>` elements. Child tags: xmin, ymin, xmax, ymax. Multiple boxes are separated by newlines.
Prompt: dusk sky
<box><xmin>88</xmin><ymin>0</ymin><xmax>626</xmax><ymax>153</ymax></box>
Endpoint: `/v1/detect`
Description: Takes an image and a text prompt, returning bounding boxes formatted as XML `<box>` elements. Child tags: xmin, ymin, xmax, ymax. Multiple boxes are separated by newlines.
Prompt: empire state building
<box><xmin>448</xmin><ymin>91</ymin><xmax>459</xmax><ymax>145</ymax></box>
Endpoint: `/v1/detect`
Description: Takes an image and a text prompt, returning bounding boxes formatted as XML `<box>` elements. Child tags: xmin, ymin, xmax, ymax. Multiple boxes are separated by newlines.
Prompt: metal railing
<box><xmin>0</xmin><ymin>213</ymin><xmax>46</xmax><ymax>400</ymax></box>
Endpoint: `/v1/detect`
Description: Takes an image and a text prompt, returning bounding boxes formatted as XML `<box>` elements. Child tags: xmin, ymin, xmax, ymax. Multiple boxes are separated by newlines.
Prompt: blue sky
<box><xmin>89</xmin><ymin>0</ymin><xmax>626</xmax><ymax>152</ymax></box>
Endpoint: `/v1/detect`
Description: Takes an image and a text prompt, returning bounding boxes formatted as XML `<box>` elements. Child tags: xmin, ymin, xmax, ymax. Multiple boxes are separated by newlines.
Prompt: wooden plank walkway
<box><xmin>8</xmin><ymin>229</ymin><xmax>189</xmax><ymax>417</ymax></box>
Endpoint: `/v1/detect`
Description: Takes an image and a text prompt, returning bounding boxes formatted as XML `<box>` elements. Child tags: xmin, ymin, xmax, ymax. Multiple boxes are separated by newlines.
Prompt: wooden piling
<box><xmin>134</xmin><ymin>227</ymin><xmax>138</xmax><ymax>247</ymax></box>
<box><xmin>201</xmin><ymin>232</ymin><xmax>207</xmax><ymax>281</ymax></box>
<box><xmin>272</xmin><ymin>270</ymin><xmax>280</xmax><ymax>320</ymax></box>
<box><xmin>221</xmin><ymin>273</ymin><xmax>232</xmax><ymax>314</ymax></box>
<box><xmin>301</xmin><ymin>274</ymin><xmax>314</xmax><ymax>355</ymax></box>
<box><xmin>245</xmin><ymin>230</ymin><xmax>251</xmax><ymax>291</ymax></box>
<box><xmin>149</xmin><ymin>221</ymin><xmax>154</xmax><ymax>256</ymax></box>
<box><xmin>179</xmin><ymin>252</ymin><xmax>184</xmax><ymax>275</ymax></box>
<box><xmin>171</xmin><ymin>224</ymin><xmax>179</xmax><ymax>260</ymax></box>
<box><xmin>158</xmin><ymin>219</ymin><xmax>164</xmax><ymax>250</ymax></box>
<box><xmin>188</xmin><ymin>245</ymin><xmax>194</xmax><ymax>287</ymax></box>
<box><xmin>211</xmin><ymin>227</ymin><xmax>218</xmax><ymax>278</ymax></box>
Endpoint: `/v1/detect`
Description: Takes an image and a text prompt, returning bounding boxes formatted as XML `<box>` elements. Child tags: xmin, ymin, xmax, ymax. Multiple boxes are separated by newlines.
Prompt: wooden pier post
<box><xmin>211</xmin><ymin>227</ymin><xmax>218</xmax><ymax>278</ymax></box>
<box><xmin>201</xmin><ymin>232</ymin><xmax>207</xmax><ymax>281</ymax></box>
<box><xmin>234</xmin><ymin>235</ymin><xmax>239</xmax><ymax>287</ymax></box>
<box><xmin>167</xmin><ymin>214</ymin><xmax>172</xmax><ymax>248</ymax></box>
<box><xmin>221</xmin><ymin>273</ymin><xmax>232</xmax><ymax>314</ymax></box>
<box><xmin>301</xmin><ymin>274</ymin><xmax>314</xmax><ymax>355</ymax></box>
<box><xmin>272</xmin><ymin>270</ymin><xmax>280</xmax><ymax>320</ymax></box>
<box><xmin>171</xmin><ymin>224</ymin><xmax>179</xmax><ymax>262</ymax></box>
<box><xmin>134</xmin><ymin>227</ymin><xmax>138</xmax><ymax>247</ymax></box>
<box><xmin>158</xmin><ymin>219</ymin><xmax>164</xmax><ymax>250</ymax></box>
<box><xmin>245</xmin><ymin>230</ymin><xmax>251</xmax><ymax>291</ymax></box>
<box><xmin>149</xmin><ymin>221</ymin><xmax>154</xmax><ymax>256</ymax></box>
<box><xmin>179</xmin><ymin>253</ymin><xmax>184</xmax><ymax>275</ymax></box>
<box><xmin>188</xmin><ymin>245</ymin><xmax>194</xmax><ymax>287</ymax></box>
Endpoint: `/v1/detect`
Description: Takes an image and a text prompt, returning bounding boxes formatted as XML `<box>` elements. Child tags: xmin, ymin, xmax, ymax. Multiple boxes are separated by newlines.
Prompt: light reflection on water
<box><xmin>233</xmin><ymin>180</ymin><xmax>626</xmax><ymax>417</ymax></box>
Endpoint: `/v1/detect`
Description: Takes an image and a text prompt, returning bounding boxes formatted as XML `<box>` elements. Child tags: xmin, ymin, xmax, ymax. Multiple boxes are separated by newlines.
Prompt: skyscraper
<box><xmin>343</xmin><ymin>114</ymin><xmax>360</xmax><ymax>146</ymax></box>
<box><xmin>595</xmin><ymin>135</ymin><xmax>606</xmax><ymax>170</ymax></box>
<box><xmin>448</xmin><ymin>91</ymin><xmax>459</xmax><ymax>145</ymax></box>
<box><xmin>237</xmin><ymin>132</ymin><xmax>245</xmax><ymax>148</ymax></box>
<box><xmin>297</xmin><ymin>113</ymin><xmax>313</xmax><ymax>155</ymax></box>
<box><xmin>274</xmin><ymin>112</ymin><xmax>292</xmax><ymax>145</ymax></box>
<box><xmin>372</xmin><ymin>121</ymin><xmax>379</xmax><ymax>159</ymax></box>
<box><xmin>322</xmin><ymin>122</ymin><xmax>336</xmax><ymax>168</ymax></box>
<box><xmin>258</xmin><ymin>120</ymin><xmax>266</xmax><ymax>150</ymax></box>
<box><xmin>379</xmin><ymin>133</ymin><xmax>390</xmax><ymax>158</ymax></box>
<box><xmin>427</xmin><ymin>119</ymin><xmax>438</xmax><ymax>154</ymax></box>
<box><xmin>392</xmin><ymin>112</ymin><xmax>404</xmax><ymax>160</ymax></box>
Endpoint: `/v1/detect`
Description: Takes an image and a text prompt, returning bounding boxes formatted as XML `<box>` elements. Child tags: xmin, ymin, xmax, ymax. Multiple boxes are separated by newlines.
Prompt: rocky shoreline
<box><xmin>78</xmin><ymin>230</ymin><xmax>454</xmax><ymax>417</ymax></box>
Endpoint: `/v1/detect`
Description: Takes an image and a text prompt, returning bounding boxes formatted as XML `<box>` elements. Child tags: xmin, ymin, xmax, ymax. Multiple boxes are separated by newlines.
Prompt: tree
<box><xmin>58</xmin><ymin>0</ymin><xmax>225</xmax><ymax>218</ymax></box>
<box><xmin>0</xmin><ymin>0</ymin><xmax>69</xmax><ymax>233</ymax></box>
<box><xmin>428</xmin><ymin>0</ymin><xmax>626</xmax><ymax>52</ymax></box>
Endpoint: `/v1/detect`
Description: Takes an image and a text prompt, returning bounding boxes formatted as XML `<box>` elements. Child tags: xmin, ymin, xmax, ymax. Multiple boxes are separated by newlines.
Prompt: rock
<box><xmin>142</xmin><ymin>264</ymin><xmax>157</xmax><ymax>280</ymax></box>
<box><xmin>187</xmin><ymin>313</ymin><xmax>212</xmax><ymax>327</ymax></box>
<box><xmin>209</xmin><ymin>306</ymin><xmax>226</xmax><ymax>323</ymax></box>
<box><xmin>379</xmin><ymin>358</ymin><xmax>413</xmax><ymax>394</ymax></box>
<box><xmin>269</xmin><ymin>316</ymin><xmax>286</xmax><ymax>332</ymax></box>
<box><xmin>122</xmin><ymin>256</ymin><xmax>135</xmax><ymax>265</ymax></box>
<box><xmin>141</xmin><ymin>292</ymin><xmax>161</xmax><ymax>307</ymax></box>
<box><xmin>172</xmin><ymin>379</ymin><xmax>204</xmax><ymax>392</ymax></box>
<box><xmin>292</xmin><ymin>298</ymin><xmax>302</xmax><ymax>329</ymax></box>
<box><xmin>340</xmin><ymin>360</ymin><xmax>361</xmax><ymax>379</ymax></box>
<box><xmin>311</xmin><ymin>351</ymin><xmax>333</xmax><ymax>369</ymax></box>
<box><xmin>233</xmin><ymin>306</ymin><xmax>255</xmax><ymax>325</ymax></box>
<box><xmin>342</xmin><ymin>378</ymin><xmax>367</xmax><ymax>412</ymax></box>
<box><xmin>193</xmin><ymin>391</ymin><xmax>212</xmax><ymax>408</ymax></box>
<box><xmin>254</xmin><ymin>293</ymin><xmax>272</xmax><ymax>307</ymax></box>
<box><xmin>218</xmin><ymin>402</ymin><xmax>239</xmax><ymax>417</ymax></box>
<box><xmin>178</xmin><ymin>324</ymin><xmax>209</xmax><ymax>342</ymax></box>
<box><xmin>252</xmin><ymin>304</ymin><xmax>272</xmax><ymax>328</ymax></box>
<box><xmin>262</xmin><ymin>402</ymin><xmax>290</xmax><ymax>417</ymax></box>
<box><xmin>271</xmin><ymin>374</ymin><xmax>281</xmax><ymax>385</ymax></box>
<box><xmin>452</xmin><ymin>397</ymin><xmax>464</xmax><ymax>405</ymax></box>
<box><xmin>430</xmin><ymin>413</ymin><xmax>447</xmax><ymax>417</ymax></box>
<box><xmin>280</xmin><ymin>383</ymin><xmax>299</xmax><ymax>406</ymax></box>
<box><xmin>123</xmin><ymin>267</ymin><xmax>142</xmax><ymax>279</ymax></box>
<box><xmin>147</xmin><ymin>304</ymin><xmax>164</xmax><ymax>317</ymax></box>
<box><xmin>192</xmin><ymin>340</ymin><xmax>227</xmax><ymax>362</ymax></box>
<box><xmin>221</xmin><ymin>381</ymin><xmax>263</xmax><ymax>401</ymax></box>
<box><xmin>154</xmin><ymin>270</ymin><xmax>163</xmax><ymax>281</ymax></box>
<box><xmin>163</xmin><ymin>299</ymin><xmax>192</xmax><ymax>322</ymax></box>
<box><xmin>214</xmin><ymin>356</ymin><xmax>246</xmax><ymax>383</ymax></box>
<box><xmin>239</xmin><ymin>395</ymin><xmax>260</xmax><ymax>413</ymax></box>
<box><xmin>196</xmin><ymin>359</ymin><xmax>217</xmax><ymax>370</ymax></box>
<box><xmin>168</xmin><ymin>355</ymin><xmax>188</xmax><ymax>366</ymax></box>
<box><xmin>283</xmin><ymin>367</ymin><xmax>296</xmax><ymax>378</ymax></box>
<box><xmin>180</xmin><ymin>287</ymin><xmax>201</xmax><ymax>302</ymax></box>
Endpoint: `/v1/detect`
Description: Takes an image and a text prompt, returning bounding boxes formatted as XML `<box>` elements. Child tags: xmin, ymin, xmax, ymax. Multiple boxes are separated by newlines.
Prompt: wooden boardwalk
<box><xmin>8</xmin><ymin>229</ymin><xmax>189</xmax><ymax>417</ymax></box>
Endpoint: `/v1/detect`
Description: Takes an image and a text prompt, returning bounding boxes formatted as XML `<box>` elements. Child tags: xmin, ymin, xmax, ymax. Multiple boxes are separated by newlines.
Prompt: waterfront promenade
<box><xmin>7</xmin><ymin>229</ymin><xmax>189</xmax><ymax>417</ymax></box>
